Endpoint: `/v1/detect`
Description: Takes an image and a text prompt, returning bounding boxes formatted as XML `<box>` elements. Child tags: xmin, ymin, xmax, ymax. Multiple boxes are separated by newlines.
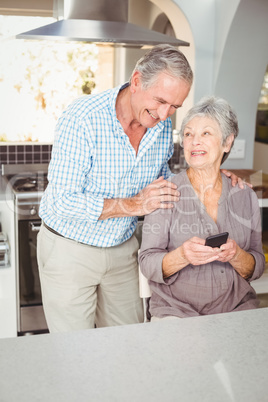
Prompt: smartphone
<box><xmin>205</xmin><ymin>232</ymin><xmax>229</xmax><ymax>248</ymax></box>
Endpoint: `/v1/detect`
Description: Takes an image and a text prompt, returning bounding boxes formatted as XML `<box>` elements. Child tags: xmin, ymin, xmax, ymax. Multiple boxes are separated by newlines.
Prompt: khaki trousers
<box><xmin>37</xmin><ymin>224</ymin><xmax>143</xmax><ymax>332</ymax></box>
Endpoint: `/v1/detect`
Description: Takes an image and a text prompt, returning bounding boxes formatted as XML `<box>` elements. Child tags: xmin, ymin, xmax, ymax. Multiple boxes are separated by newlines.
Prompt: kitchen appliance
<box><xmin>16</xmin><ymin>0</ymin><xmax>189</xmax><ymax>47</ymax></box>
<box><xmin>2</xmin><ymin>163</ymin><xmax>49</xmax><ymax>335</ymax></box>
<box><xmin>0</xmin><ymin>232</ymin><xmax>9</xmax><ymax>267</ymax></box>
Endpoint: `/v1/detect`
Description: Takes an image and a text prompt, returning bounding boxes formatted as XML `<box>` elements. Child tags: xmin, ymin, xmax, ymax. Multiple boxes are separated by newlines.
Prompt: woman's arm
<box><xmin>229</xmin><ymin>245</ymin><xmax>255</xmax><ymax>279</ymax></box>
<box><xmin>162</xmin><ymin>246</ymin><xmax>188</xmax><ymax>278</ymax></box>
<box><xmin>162</xmin><ymin>237</ymin><xmax>221</xmax><ymax>278</ymax></box>
<box><xmin>218</xmin><ymin>190</ymin><xmax>265</xmax><ymax>280</ymax></box>
<box><xmin>217</xmin><ymin>240</ymin><xmax>256</xmax><ymax>279</ymax></box>
<box><xmin>139</xmin><ymin>207</ymin><xmax>175</xmax><ymax>284</ymax></box>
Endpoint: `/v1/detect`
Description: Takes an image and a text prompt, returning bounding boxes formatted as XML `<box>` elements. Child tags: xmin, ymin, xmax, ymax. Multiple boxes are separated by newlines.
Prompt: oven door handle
<box><xmin>29</xmin><ymin>222</ymin><xmax>42</xmax><ymax>232</ymax></box>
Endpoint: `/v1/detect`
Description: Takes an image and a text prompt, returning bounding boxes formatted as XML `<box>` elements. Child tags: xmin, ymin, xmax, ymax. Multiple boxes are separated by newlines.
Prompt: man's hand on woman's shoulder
<box><xmin>221</xmin><ymin>169</ymin><xmax>252</xmax><ymax>189</ymax></box>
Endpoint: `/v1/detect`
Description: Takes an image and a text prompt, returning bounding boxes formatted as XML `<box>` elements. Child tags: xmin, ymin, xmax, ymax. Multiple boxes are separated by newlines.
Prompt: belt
<box><xmin>43</xmin><ymin>222</ymin><xmax>64</xmax><ymax>238</ymax></box>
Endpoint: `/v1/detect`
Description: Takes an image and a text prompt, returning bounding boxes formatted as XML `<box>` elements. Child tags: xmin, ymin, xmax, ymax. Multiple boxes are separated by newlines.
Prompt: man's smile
<box><xmin>147</xmin><ymin>109</ymin><xmax>158</xmax><ymax>120</ymax></box>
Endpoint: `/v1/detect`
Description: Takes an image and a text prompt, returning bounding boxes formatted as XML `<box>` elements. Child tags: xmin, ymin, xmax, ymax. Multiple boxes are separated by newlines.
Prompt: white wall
<box><xmin>123</xmin><ymin>0</ymin><xmax>268</xmax><ymax>170</ymax></box>
<box><xmin>214</xmin><ymin>0</ymin><xmax>268</xmax><ymax>170</ymax></box>
<box><xmin>172</xmin><ymin>0</ymin><xmax>216</xmax><ymax>101</ymax></box>
<box><xmin>172</xmin><ymin>0</ymin><xmax>268</xmax><ymax>170</ymax></box>
<box><xmin>213</xmin><ymin>0</ymin><xmax>240</xmax><ymax>88</ymax></box>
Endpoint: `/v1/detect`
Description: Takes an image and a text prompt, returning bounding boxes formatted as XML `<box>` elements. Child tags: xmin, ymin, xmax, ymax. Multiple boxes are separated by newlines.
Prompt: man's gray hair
<box><xmin>130</xmin><ymin>44</ymin><xmax>193</xmax><ymax>89</ymax></box>
<box><xmin>179</xmin><ymin>96</ymin><xmax>239</xmax><ymax>164</ymax></box>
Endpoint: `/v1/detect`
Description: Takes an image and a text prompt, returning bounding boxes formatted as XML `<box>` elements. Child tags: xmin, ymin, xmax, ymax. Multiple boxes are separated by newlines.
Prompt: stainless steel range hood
<box><xmin>16</xmin><ymin>0</ymin><xmax>189</xmax><ymax>48</ymax></box>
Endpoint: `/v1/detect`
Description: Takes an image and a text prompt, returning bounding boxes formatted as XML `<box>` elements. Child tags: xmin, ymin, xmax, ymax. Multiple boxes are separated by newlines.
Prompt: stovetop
<box><xmin>7</xmin><ymin>173</ymin><xmax>48</xmax><ymax>193</ymax></box>
<box><xmin>2</xmin><ymin>163</ymin><xmax>49</xmax><ymax>199</ymax></box>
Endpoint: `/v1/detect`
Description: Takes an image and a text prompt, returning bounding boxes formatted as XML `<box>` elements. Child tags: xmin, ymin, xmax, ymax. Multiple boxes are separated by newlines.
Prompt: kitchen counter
<box><xmin>0</xmin><ymin>308</ymin><xmax>268</xmax><ymax>402</ymax></box>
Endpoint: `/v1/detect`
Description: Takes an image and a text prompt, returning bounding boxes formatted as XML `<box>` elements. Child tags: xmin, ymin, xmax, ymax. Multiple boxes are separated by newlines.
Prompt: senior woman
<box><xmin>139</xmin><ymin>96</ymin><xmax>265</xmax><ymax>320</ymax></box>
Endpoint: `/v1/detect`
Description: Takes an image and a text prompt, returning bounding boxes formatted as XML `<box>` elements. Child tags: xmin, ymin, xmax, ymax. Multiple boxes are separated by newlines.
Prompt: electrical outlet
<box><xmin>228</xmin><ymin>139</ymin><xmax>245</xmax><ymax>159</ymax></box>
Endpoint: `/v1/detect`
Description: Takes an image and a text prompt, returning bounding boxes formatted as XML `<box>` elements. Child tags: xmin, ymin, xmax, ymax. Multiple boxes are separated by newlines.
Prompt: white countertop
<box><xmin>0</xmin><ymin>308</ymin><xmax>268</xmax><ymax>402</ymax></box>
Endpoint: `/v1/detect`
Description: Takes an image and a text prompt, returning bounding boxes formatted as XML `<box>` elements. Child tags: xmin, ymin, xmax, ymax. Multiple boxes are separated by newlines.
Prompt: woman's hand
<box><xmin>183</xmin><ymin>237</ymin><xmax>221</xmax><ymax>265</ymax></box>
<box><xmin>163</xmin><ymin>237</ymin><xmax>255</xmax><ymax>280</ymax></box>
<box><xmin>163</xmin><ymin>236</ymin><xmax>221</xmax><ymax>278</ymax></box>
<box><xmin>215</xmin><ymin>239</ymin><xmax>237</xmax><ymax>262</ymax></box>
<box><xmin>215</xmin><ymin>239</ymin><xmax>255</xmax><ymax>279</ymax></box>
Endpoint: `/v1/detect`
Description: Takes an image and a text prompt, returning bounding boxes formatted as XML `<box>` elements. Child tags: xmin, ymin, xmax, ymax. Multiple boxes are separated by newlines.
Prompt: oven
<box><xmin>2</xmin><ymin>164</ymin><xmax>49</xmax><ymax>335</ymax></box>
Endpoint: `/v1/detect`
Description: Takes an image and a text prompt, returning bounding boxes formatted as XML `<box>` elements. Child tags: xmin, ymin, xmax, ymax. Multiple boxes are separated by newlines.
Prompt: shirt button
<box><xmin>221</xmin><ymin>270</ymin><xmax>224</xmax><ymax>273</ymax></box>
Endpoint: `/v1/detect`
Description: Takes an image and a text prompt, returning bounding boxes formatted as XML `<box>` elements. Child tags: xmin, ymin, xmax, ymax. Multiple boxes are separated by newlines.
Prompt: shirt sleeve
<box><xmin>139</xmin><ymin>207</ymin><xmax>178</xmax><ymax>285</ymax></box>
<box><xmin>46</xmin><ymin>113</ymin><xmax>104</xmax><ymax>224</ymax></box>
<box><xmin>158</xmin><ymin>131</ymin><xmax>174</xmax><ymax>179</ymax></box>
<box><xmin>247</xmin><ymin>190</ymin><xmax>266</xmax><ymax>282</ymax></box>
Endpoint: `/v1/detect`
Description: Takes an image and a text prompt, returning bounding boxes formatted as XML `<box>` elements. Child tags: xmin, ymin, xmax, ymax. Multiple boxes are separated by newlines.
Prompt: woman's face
<box><xmin>182</xmin><ymin>116</ymin><xmax>233</xmax><ymax>170</ymax></box>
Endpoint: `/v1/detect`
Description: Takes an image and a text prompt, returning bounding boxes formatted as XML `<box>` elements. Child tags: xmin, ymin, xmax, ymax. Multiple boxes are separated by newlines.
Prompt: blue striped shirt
<box><xmin>39</xmin><ymin>84</ymin><xmax>173</xmax><ymax>247</ymax></box>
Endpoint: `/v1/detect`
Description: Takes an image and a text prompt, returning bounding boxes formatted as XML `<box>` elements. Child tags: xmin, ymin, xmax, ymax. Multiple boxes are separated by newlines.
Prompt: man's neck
<box><xmin>116</xmin><ymin>85</ymin><xmax>147</xmax><ymax>132</ymax></box>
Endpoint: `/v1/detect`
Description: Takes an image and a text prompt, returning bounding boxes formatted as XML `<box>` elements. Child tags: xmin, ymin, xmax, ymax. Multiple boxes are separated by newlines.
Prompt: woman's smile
<box><xmin>191</xmin><ymin>150</ymin><xmax>207</xmax><ymax>156</ymax></box>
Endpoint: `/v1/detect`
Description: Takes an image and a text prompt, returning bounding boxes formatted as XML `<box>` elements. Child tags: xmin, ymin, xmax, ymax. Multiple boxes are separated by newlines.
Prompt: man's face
<box><xmin>129</xmin><ymin>71</ymin><xmax>190</xmax><ymax>128</ymax></box>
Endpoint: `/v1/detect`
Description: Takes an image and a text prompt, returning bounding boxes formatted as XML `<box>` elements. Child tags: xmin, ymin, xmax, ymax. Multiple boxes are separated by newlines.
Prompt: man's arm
<box><xmin>100</xmin><ymin>169</ymin><xmax>251</xmax><ymax>220</ymax></box>
<box><xmin>221</xmin><ymin>169</ymin><xmax>252</xmax><ymax>189</ymax></box>
<box><xmin>99</xmin><ymin>176</ymin><xmax>179</xmax><ymax>220</ymax></box>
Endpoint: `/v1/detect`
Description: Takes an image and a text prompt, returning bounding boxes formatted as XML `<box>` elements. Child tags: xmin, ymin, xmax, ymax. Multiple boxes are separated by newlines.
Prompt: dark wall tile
<box><xmin>0</xmin><ymin>144</ymin><xmax>52</xmax><ymax>165</ymax></box>
<box><xmin>17</xmin><ymin>154</ymin><xmax>25</xmax><ymax>162</ymax></box>
<box><xmin>0</xmin><ymin>146</ymin><xmax>7</xmax><ymax>154</ymax></box>
<box><xmin>0</xmin><ymin>154</ymin><xmax>7</xmax><ymax>163</ymax></box>
<box><xmin>26</xmin><ymin>153</ymin><xmax>33</xmax><ymax>162</ymax></box>
<box><xmin>26</xmin><ymin>145</ymin><xmax>32</xmax><ymax>152</ymax></box>
<box><xmin>17</xmin><ymin>145</ymin><xmax>25</xmax><ymax>153</ymax></box>
<box><xmin>34</xmin><ymin>153</ymin><xmax>41</xmax><ymax>163</ymax></box>
<box><xmin>9</xmin><ymin>154</ymin><xmax>16</xmax><ymax>162</ymax></box>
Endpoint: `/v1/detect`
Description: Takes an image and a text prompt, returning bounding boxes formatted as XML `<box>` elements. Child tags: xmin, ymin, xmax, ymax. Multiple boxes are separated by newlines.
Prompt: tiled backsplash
<box><xmin>0</xmin><ymin>144</ymin><xmax>52</xmax><ymax>165</ymax></box>
<box><xmin>0</xmin><ymin>142</ymin><xmax>181</xmax><ymax>171</ymax></box>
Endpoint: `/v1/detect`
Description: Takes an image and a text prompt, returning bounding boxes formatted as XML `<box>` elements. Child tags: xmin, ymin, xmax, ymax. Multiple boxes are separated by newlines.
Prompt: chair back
<box><xmin>139</xmin><ymin>266</ymin><xmax>152</xmax><ymax>298</ymax></box>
